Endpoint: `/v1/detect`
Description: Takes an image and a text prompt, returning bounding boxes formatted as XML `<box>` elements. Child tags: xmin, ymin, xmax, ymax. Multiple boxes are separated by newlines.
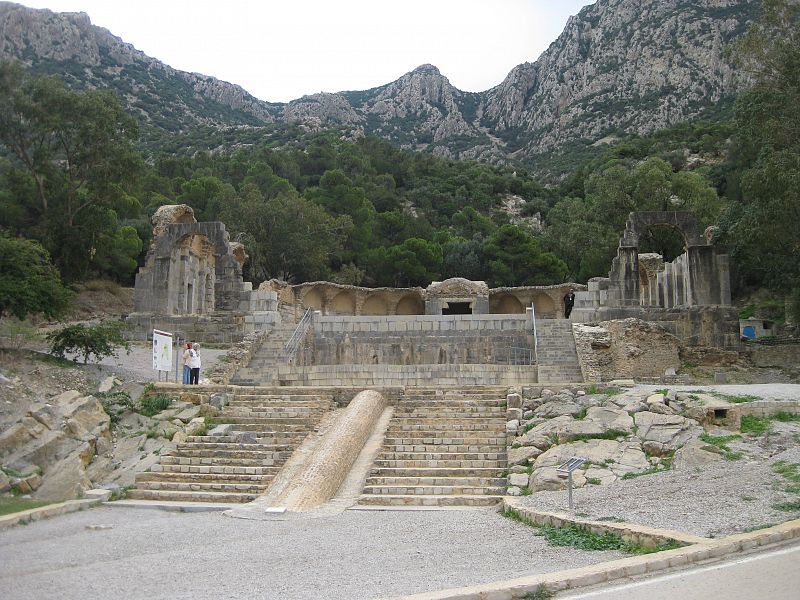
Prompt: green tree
<box><xmin>483</xmin><ymin>225</ymin><xmax>568</xmax><ymax>287</ymax></box>
<box><xmin>722</xmin><ymin>0</ymin><xmax>800</xmax><ymax>321</ymax></box>
<box><xmin>0</xmin><ymin>61</ymin><xmax>143</xmax><ymax>280</ymax></box>
<box><xmin>0</xmin><ymin>235</ymin><xmax>72</xmax><ymax>321</ymax></box>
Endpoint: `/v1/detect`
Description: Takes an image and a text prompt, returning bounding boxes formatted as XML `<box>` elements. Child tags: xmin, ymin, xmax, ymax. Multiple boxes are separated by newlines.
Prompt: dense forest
<box><xmin>0</xmin><ymin>0</ymin><xmax>797</xmax><ymax>325</ymax></box>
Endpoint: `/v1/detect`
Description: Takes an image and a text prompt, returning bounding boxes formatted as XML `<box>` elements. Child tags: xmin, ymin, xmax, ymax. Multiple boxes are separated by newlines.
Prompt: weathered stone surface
<box><xmin>508</xmin><ymin>473</ymin><xmax>530</xmax><ymax>488</ymax></box>
<box><xmin>0</xmin><ymin>470</ymin><xmax>10</xmax><ymax>492</ymax></box>
<box><xmin>518</xmin><ymin>416</ymin><xmax>573</xmax><ymax>447</ymax></box>
<box><xmin>171</xmin><ymin>431</ymin><xmax>187</xmax><ymax>444</ymax></box>
<box><xmin>583</xmin><ymin>406</ymin><xmax>634</xmax><ymax>432</ymax></box>
<box><xmin>506</xmin><ymin>393</ymin><xmax>522</xmax><ymax>409</ymax></box>
<box><xmin>98</xmin><ymin>376</ymin><xmax>116</xmax><ymax>394</ymax></box>
<box><xmin>634</xmin><ymin>411</ymin><xmax>701</xmax><ymax>451</ymax></box>
<box><xmin>508</xmin><ymin>445</ymin><xmax>543</xmax><ymax>466</ymax></box>
<box><xmin>506</xmin><ymin>420</ymin><xmax>520</xmax><ymax>434</ymax></box>
<box><xmin>646</xmin><ymin>393</ymin><xmax>666</xmax><ymax>405</ymax></box>
<box><xmin>647</xmin><ymin>402</ymin><xmax>678</xmax><ymax>415</ymax></box>
<box><xmin>530</xmin><ymin>467</ymin><xmax>586</xmax><ymax>492</ymax></box>
<box><xmin>534</xmin><ymin>439</ymin><xmax>650</xmax><ymax>478</ymax></box>
<box><xmin>506</xmin><ymin>408</ymin><xmax>523</xmax><ymax>421</ymax></box>
<box><xmin>584</xmin><ymin>467</ymin><xmax>616</xmax><ymax>485</ymax></box>
<box><xmin>174</xmin><ymin>406</ymin><xmax>202</xmax><ymax>422</ymax></box>
<box><xmin>673</xmin><ymin>439</ymin><xmax>725</xmax><ymax>470</ymax></box>
<box><xmin>535</xmin><ymin>401</ymin><xmax>583</xmax><ymax>419</ymax></box>
<box><xmin>185</xmin><ymin>418</ymin><xmax>207</xmax><ymax>436</ymax></box>
<box><xmin>506</xmin><ymin>486</ymin><xmax>523</xmax><ymax>496</ymax></box>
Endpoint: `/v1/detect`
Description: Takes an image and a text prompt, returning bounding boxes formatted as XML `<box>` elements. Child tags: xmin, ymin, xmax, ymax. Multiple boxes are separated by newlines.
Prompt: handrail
<box><xmin>284</xmin><ymin>308</ymin><xmax>314</xmax><ymax>364</ymax></box>
<box><xmin>531</xmin><ymin>302</ymin><xmax>539</xmax><ymax>365</ymax></box>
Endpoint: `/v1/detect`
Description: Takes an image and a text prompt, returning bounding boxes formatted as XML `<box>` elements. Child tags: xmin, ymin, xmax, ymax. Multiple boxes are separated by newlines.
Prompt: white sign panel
<box><xmin>152</xmin><ymin>329</ymin><xmax>173</xmax><ymax>372</ymax></box>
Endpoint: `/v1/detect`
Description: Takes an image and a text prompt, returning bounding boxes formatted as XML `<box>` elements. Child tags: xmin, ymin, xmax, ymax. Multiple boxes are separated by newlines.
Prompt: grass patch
<box><xmin>0</xmin><ymin>497</ymin><xmax>55</xmax><ymax>516</ymax></box>
<box><xmin>575</xmin><ymin>406</ymin><xmax>589</xmax><ymax>420</ymax></box>
<box><xmin>772</xmin><ymin>461</ymin><xmax>800</xmax><ymax>483</ymax></box>
<box><xmin>709</xmin><ymin>392</ymin><xmax>760</xmax><ymax>404</ymax></box>
<box><xmin>520</xmin><ymin>588</ymin><xmax>553</xmax><ymax>600</ymax></box>
<box><xmin>743</xmin><ymin>523</ymin><xmax>776</xmax><ymax>532</ymax></box>
<box><xmin>499</xmin><ymin>506</ymin><xmax>683</xmax><ymax>554</ymax></box>
<box><xmin>773</xmin><ymin>500</ymin><xmax>800</xmax><ymax>512</ymax></box>
<box><xmin>772</xmin><ymin>412</ymin><xmax>800</xmax><ymax>423</ymax></box>
<box><xmin>603</xmin><ymin>387</ymin><xmax>622</xmax><ymax>397</ymax></box>
<box><xmin>741</xmin><ymin>415</ymin><xmax>770</xmax><ymax>436</ymax></box>
<box><xmin>622</xmin><ymin>456</ymin><xmax>673</xmax><ymax>480</ymax></box>
<box><xmin>139</xmin><ymin>394</ymin><xmax>171</xmax><ymax>417</ymax></box>
<box><xmin>569</xmin><ymin>429</ymin><xmax>629</xmax><ymax>442</ymax></box>
<box><xmin>586</xmin><ymin>477</ymin><xmax>602</xmax><ymax>485</ymax></box>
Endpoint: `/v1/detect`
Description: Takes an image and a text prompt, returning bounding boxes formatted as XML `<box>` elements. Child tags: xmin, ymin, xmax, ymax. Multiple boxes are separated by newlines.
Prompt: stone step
<box><xmin>175</xmin><ymin>442</ymin><xmax>293</xmax><ymax>452</ymax></box>
<box><xmin>134</xmin><ymin>480</ymin><xmax>268</xmax><ymax>494</ymax></box>
<box><xmin>368</xmin><ymin>467</ymin><xmax>504</xmax><ymax>478</ymax></box>
<box><xmin>127</xmin><ymin>489</ymin><xmax>257</xmax><ymax>503</ymax></box>
<box><xmin>190</xmin><ymin>433</ymin><xmax>307</xmax><ymax>444</ymax></box>
<box><xmin>378</xmin><ymin>451</ymin><xmax>506</xmax><ymax>461</ymax></box>
<box><xmin>388</xmin><ymin>417</ymin><xmax>506</xmax><ymax>424</ymax></box>
<box><xmin>365</xmin><ymin>476</ymin><xmax>506</xmax><ymax>487</ymax></box>
<box><xmin>136</xmin><ymin>472</ymin><xmax>271</xmax><ymax>485</ymax></box>
<box><xmin>374</xmin><ymin>458</ymin><xmax>506</xmax><ymax>468</ymax></box>
<box><xmin>387</xmin><ymin>423</ymin><xmax>505</xmax><ymax>432</ymax></box>
<box><xmin>392</xmin><ymin>408</ymin><xmax>506</xmax><ymax>416</ymax></box>
<box><xmin>213</xmin><ymin>423</ymin><xmax>314</xmax><ymax>433</ymax></box>
<box><xmin>223</xmin><ymin>410</ymin><xmax>325</xmax><ymax>420</ymax></box>
<box><xmin>383</xmin><ymin>443</ymin><xmax>506</xmax><ymax>453</ymax></box>
<box><xmin>356</xmin><ymin>494</ymin><xmax>502</xmax><ymax>507</ymax></box>
<box><xmin>384</xmin><ymin>436</ymin><xmax>506</xmax><ymax>446</ymax></box>
<box><xmin>215</xmin><ymin>417</ymin><xmax>319</xmax><ymax>427</ymax></box>
<box><xmin>362</xmin><ymin>484</ymin><xmax>506</xmax><ymax>496</ymax></box>
<box><xmin>159</xmin><ymin>455</ymin><xmax>288</xmax><ymax>467</ymax></box>
<box><xmin>165</xmin><ymin>448</ymin><xmax>293</xmax><ymax>459</ymax></box>
<box><xmin>151</xmin><ymin>464</ymin><xmax>280</xmax><ymax>476</ymax></box>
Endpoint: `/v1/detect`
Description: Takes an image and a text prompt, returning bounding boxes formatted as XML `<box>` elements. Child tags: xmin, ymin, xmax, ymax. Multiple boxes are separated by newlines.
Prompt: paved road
<box><xmin>559</xmin><ymin>542</ymin><xmax>800</xmax><ymax>600</ymax></box>
<box><xmin>0</xmin><ymin>506</ymin><xmax>621</xmax><ymax>600</ymax></box>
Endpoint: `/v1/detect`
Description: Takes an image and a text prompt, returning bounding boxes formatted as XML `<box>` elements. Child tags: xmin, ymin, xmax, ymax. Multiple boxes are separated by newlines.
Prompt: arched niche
<box><xmin>301</xmin><ymin>288</ymin><xmax>324</xmax><ymax>311</ymax></box>
<box><xmin>171</xmin><ymin>233</ymin><xmax>216</xmax><ymax>315</ymax></box>
<box><xmin>329</xmin><ymin>291</ymin><xmax>356</xmax><ymax>315</ymax></box>
<box><xmin>532</xmin><ymin>293</ymin><xmax>556</xmax><ymax>318</ymax></box>
<box><xmin>491</xmin><ymin>293</ymin><xmax>524</xmax><ymax>314</ymax></box>
<box><xmin>396</xmin><ymin>295</ymin><xmax>424</xmax><ymax>315</ymax></box>
<box><xmin>362</xmin><ymin>294</ymin><xmax>389</xmax><ymax>316</ymax></box>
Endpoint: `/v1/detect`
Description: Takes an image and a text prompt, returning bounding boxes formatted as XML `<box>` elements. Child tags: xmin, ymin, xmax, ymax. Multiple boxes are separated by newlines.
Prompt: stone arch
<box><xmin>172</xmin><ymin>233</ymin><xmax>216</xmax><ymax>315</ymax></box>
<box><xmin>532</xmin><ymin>293</ymin><xmax>556</xmax><ymax>318</ymax></box>
<box><xmin>491</xmin><ymin>293</ymin><xmax>524</xmax><ymax>314</ymax></box>
<box><xmin>396</xmin><ymin>295</ymin><xmax>424</xmax><ymax>315</ymax></box>
<box><xmin>362</xmin><ymin>294</ymin><xmax>389</xmax><ymax>316</ymax></box>
<box><xmin>301</xmin><ymin>288</ymin><xmax>324</xmax><ymax>311</ymax></box>
<box><xmin>622</xmin><ymin>211</ymin><xmax>705</xmax><ymax>249</ymax></box>
<box><xmin>329</xmin><ymin>290</ymin><xmax>356</xmax><ymax>315</ymax></box>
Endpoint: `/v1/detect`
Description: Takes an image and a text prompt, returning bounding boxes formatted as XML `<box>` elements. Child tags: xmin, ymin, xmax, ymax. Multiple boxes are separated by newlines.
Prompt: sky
<box><xmin>16</xmin><ymin>0</ymin><xmax>596</xmax><ymax>103</ymax></box>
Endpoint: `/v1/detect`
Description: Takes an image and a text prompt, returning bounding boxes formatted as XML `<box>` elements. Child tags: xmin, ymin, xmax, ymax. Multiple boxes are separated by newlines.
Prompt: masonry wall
<box><xmin>298</xmin><ymin>314</ymin><xmax>535</xmax><ymax>366</ymax></box>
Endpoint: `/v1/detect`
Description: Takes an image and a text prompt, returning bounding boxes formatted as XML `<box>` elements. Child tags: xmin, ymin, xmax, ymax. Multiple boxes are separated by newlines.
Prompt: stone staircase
<box><xmin>129</xmin><ymin>390</ymin><xmax>332</xmax><ymax>503</ymax></box>
<box><xmin>357</xmin><ymin>388</ymin><xmax>508</xmax><ymax>507</ymax></box>
<box><xmin>229</xmin><ymin>313</ymin><xmax>300</xmax><ymax>386</ymax></box>
<box><xmin>534</xmin><ymin>320</ymin><xmax>583</xmax><ymax>383</ymax></box>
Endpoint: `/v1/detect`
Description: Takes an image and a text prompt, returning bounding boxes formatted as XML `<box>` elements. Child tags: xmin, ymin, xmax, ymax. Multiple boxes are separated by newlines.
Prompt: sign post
<box><xmin>152</xmin><ymin>329</ymin><xmax>173</xmax><ymax>380</ymax></box>
<box><xmin>557</xmin><ymin>457</ymin><xmax>587</xmax><ymax>510</ymax></box>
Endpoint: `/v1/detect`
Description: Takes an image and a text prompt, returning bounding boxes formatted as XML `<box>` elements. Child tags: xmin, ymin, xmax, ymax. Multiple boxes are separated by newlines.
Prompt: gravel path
<box><xmin>0</xmin><ymin>506</ymin><xmax>621</xmax><ymax>600</ymax></box>
<box><xmin>66</xmin><ymin>342</ymin><xmax>228</xmax><ymax>385</ymax></box>
<box><xmin>517</xmin><ymin>382</ymin><xmax>800</xmax><ymax>538</ymax></box>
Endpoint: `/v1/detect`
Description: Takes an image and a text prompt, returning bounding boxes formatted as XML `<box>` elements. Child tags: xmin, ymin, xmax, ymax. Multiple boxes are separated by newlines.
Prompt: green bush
<box><xmin>47</xmin><ymin>320</ymin><xmax>130</xmax><ymax>364</ymax></box>
<box><xmin>139</xmin><ymin>394</ymin><xmax>171</xmax><ymax>417</ymax></box>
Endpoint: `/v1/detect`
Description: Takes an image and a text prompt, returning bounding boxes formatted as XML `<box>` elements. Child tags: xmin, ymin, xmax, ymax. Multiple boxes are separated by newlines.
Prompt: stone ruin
<box><xmin>127</xmin><ymin>207</ymin><xmax>739</xmax><ymax>383</ymax></box>
<box><xmin>126</xmin><ymin>205</ymin><xmax>279</xmax><ymax>342</ymax></box>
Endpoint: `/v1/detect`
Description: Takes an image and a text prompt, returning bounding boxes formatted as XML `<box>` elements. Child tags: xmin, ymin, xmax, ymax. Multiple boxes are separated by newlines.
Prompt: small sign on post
<box><xmin>152</xmin><ymin>329</ymin><xmax>173</xmax><ymax>380</ymax></box>
<box><xmin>557</xmin><ymin>456</ymin><xmax>586</xmax><ymax>510</ymax></box>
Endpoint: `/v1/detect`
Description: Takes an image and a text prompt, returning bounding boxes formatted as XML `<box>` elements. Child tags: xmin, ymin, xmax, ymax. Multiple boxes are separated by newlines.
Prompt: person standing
<box><xmin>182</xmin><ymin>342</ymin><xmax>192</xmax><ymax>385</ymax></box>
<box><xmin>189</xmin><ymin>343</ymin><xmax>201</xmax><ymax>385</ymax></box>
<box><xmin>563</xmin><ymin>290</ymin><xmax>576</xmax><ymax>319</ymax></box>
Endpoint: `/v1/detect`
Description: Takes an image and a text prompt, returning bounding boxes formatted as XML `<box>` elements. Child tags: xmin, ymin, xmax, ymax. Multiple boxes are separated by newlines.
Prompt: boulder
<box><xmin>175</xmin><ymin>405</ymin><xmax>202</xmax><ymax>422</ymax></box>
<box><xmin>583</xmin><ymin>406</ymin><xmax>634</xmax><ymax>432</ymax></box>
<box><xmin>506</xmin><ymin>393</ymin><xmax>522</xmax><ymax>409</ymax></box>
<box><xmin>535</xmin><ymin>401</ymin><xmax>583</xmax><ymax>419</ymax></box>
<box><xmin>646</xmin><ymin>393</ymin><xmax>666</xmax><ymax>405</ymax></box>
<box><xmin>575</xmin><ymin>394</ymin><xmax>607</xmax><ymax>408</ymax></box>
<box><xmin>171</xmin><ymin>431</ymin><xmax>187</xmax><ymax>444</ymax></box>
<box><xmin>634</xmin><ymin>412</ymin><xmax>702</xmax><ymax>452</ymax></box>
<box><xmin>534</xmin><ymin>439</ymin><xmax>650</xmax><ymax>478</ymax></box>
<box><xmin>518</xmin><ymin>416</ymin><xmax>573</xmax><ymax>448</ymax></box>
<box><xmin>0</xmin><ymin>470</ymin><xmax>10</xmax><ymax>492</ymax></box>
<box><xmin>506</xmin><ymin>420</ymin><xmax>520</xmax><ymax>434</ymax></box>
<box><xmin>185</xmin><ymin>418</ymin><xmax>207</xmax><ymax>436</ymax></box>
<box><xmin>98</xmin><ymin>376</ymin><xmax>116</xmax><ymax>394</ymax></box>
<box><xmin>584</xmin><ymin>467</ymin><xmax>616</xmax><ymax>485</ymax></box>
<box><xmin>673</xmin><ymin>439</ymin><xmax>725</xmax><ymax>470</ymax></box>
<box><xmin>508</xmin><ymin>473</ymin><xmax>530</xmax><ymax>488</ymax></box>
<box><xmin>506</xmin><ymin>486</ymin><xmax>523</xmax><ymax>497</ymax></box>
<box><xmin>648</xmin><ymin>402</ymin><xmax>678</xmax><ymax>415</ymax></box>
<box><xmin>530</xmin><ymin>467</ymin><xmax>585</xmax><ymax>492</ymax></box>
<box><xmin>508</xmin><ymin>445</ymin><xmax>543</xmax><ymax>466</ymax></box>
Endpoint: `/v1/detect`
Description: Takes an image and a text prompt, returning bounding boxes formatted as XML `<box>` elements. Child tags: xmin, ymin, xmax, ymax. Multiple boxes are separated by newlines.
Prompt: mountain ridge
<box><xmin>0</xmin><ymin>0</ymin><xmax>758</xmax><ymax>167</ymax></box>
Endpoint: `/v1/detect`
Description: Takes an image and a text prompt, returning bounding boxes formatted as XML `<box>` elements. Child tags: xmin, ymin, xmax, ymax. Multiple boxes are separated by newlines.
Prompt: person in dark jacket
<box><xmin>563</xmin><ymin>291</ymin><xmax>576</xmax><ymax>318</ymax></box>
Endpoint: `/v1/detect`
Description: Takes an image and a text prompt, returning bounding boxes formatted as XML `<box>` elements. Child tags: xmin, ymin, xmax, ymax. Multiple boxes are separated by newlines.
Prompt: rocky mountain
<box><xmin>0</xmin><ymin>0</ymin><xmax>757</xmax><ymax>167</ymax></box>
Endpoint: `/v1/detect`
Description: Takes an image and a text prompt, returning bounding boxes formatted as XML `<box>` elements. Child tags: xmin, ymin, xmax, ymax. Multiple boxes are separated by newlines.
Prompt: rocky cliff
<box><xmin>0</xmin><ymin>0</ymin><xmax>757</xmax><ymax>165</ymax></box>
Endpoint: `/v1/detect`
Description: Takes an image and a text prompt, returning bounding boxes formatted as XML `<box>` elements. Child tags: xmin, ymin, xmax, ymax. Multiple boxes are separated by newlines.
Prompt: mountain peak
<box><xmin>411</xmin><ymin>64</ymin><xmax>441</xmax><ymax>76</ymax></box>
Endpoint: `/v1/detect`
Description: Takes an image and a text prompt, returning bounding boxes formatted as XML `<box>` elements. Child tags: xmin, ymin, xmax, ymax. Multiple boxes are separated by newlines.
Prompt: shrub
<box><xmin>139</xmin><ymin>394</ymin><xmax>171</xmax><ymax>417</ymax></box>
<box><xmin>47</xmin><ymin>320</ymin><xmax>130</xmax><ymax>364</ymax></box>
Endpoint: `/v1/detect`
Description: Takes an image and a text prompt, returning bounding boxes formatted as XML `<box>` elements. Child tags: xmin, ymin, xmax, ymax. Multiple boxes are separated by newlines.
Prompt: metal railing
<box><xmin>284</xmin><ymin>308</ymin><xmax>314</xmax><ymax>364</ymax></box>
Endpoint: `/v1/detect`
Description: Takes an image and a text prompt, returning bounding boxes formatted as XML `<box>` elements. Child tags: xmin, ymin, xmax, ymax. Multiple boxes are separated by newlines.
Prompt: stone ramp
<box><xmin>357</xmin><ymin>388</ymin><xmax>508</xmax><ymax>508</ymax></box>
<box><xmin>129</xmin><ymin>390</ymin><xmax>332</xmax><ymax>503</ymax></box>
<box><xmin>535</xmin><ymin>320</ymin><xmax>583</xmax><ymax>383</ymax></box>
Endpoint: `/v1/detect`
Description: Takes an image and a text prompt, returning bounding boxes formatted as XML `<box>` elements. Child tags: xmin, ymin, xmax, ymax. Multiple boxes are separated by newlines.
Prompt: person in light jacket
<box><xmin>182</xmin><ymin>342</ymin><xmax>192</xmax><ymax>384</ymax></box>
<box><xmin>189</xmin><ymin>343</ymin><xmax>201</xmax><ymax>385</ymax></box>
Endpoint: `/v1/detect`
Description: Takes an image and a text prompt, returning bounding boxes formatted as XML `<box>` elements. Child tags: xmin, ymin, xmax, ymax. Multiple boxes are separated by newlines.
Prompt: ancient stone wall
<box><xmin>298</xmin><ymin>314</ymin><xmax>534</xmax><ymax>366</ymax></box>
<box><xmin>573</xmin><ymin>318</ymin><xmax>681</xmax><ymax>382</ymax></box>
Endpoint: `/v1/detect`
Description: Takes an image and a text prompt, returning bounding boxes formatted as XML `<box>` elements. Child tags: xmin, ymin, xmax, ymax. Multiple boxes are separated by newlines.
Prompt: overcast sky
<box><xmin>17</xmin><ymin>0</ymin><xmax>596</xmax><ymax>103</ymax></box>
